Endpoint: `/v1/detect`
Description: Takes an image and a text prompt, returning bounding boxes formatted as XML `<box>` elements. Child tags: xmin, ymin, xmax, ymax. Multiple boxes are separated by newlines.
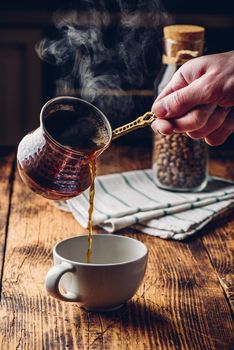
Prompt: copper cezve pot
<box><xmin>17</xmin><ymin>96</ymin><xmax>156</xmax><ymax>200</ymax></box>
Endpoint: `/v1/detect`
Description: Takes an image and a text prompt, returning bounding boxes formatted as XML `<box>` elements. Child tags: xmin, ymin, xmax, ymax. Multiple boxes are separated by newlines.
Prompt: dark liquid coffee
<box><xmin>44</xmin><ymin>110</ymin><xmax>107</xmax><ymax>154</ymax></box>
<box><xmin>86</xmin><ymin>157</ymin><xmax>96</xmax><ymax>263</ymax></box>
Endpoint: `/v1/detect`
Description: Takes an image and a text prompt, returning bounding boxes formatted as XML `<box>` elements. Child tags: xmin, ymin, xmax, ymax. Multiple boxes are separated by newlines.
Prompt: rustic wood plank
<box><xmin>201</xmin><ymin>215</ymin><xmax>234</xmax><ymax>314</ymax></box>
<box><xmin>0</xmin><ymin>169</ymin><xmax>87</xmax><ymax>350</ymax></box>
<box><xmin>0</xmin><ymin>145</ymin><xmax>233</xmax><ymax>350</ymax></box>
<box><xmin>0</xmin><ymin>147</ymin><xmax>15</xmax><ymax>291</ymax></box>
<box><xmin>209</xmin><ymin>150</ymin><xmax>234</xmax><ymax>180</ymax></box>
<box><xmin>200</xmin><ymin>151</ymin><xmax>234</xmax><ymax>314</ymax></box>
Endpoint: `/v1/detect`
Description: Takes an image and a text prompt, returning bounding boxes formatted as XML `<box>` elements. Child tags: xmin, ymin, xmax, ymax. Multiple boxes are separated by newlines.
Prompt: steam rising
<box><xmin>36</xmin><ymin>0</ymin><xmax>166</xmax><ymax>124</ymax></box>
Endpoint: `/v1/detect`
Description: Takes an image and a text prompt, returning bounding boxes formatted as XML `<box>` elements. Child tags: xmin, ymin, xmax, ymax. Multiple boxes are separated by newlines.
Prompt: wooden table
<box><xmin>0</xmin><ymin>145</ymin><xmax>233</xmax><ymax>350</ymax></box>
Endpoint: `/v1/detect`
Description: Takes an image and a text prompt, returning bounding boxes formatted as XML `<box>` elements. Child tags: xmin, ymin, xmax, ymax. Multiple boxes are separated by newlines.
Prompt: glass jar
<box><xmin>153</xmin><ymin>133</ymin><xmax>208</xmax><ymax>192</ymax></box>
<box><xmin>152</xmin><ymin>25</ymin><xmax>208</xmax><ymax>192</ymax></box>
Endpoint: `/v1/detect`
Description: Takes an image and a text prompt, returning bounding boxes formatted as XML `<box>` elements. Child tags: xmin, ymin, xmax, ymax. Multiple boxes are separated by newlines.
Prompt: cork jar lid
<box><xmin>164</xmin><ymin>25</ymin><xmax>205</xmax><ymax>42</ymax></box>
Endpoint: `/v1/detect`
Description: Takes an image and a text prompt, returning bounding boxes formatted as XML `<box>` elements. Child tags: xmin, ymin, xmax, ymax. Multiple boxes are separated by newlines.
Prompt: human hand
<box><xmin>151</xmin><ymin>51</ymin><xmax>234</xmax><ymax>146</ymax></box>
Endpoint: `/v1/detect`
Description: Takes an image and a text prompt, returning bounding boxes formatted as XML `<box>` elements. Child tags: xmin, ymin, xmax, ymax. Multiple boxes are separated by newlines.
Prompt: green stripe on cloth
<box><xmin>172</xmin><ymin>214</ymin><xmax>196</xmax><ymax>223</ymax></box>
<box><xmin>97</xmin><ymin>178</ymin><xmax>132</xmax><ymax>208</ymax></box>
<box><xmin>200</xmin><ymin>207</ymin><xmax>216</xmax><ymax>213</ymax></box>
<box><xmin>121</xmin><ymin>173</ymin><xmax>160</xmax><ymax>203</ymax></box>
<box><xmin>142</xmin><ymin>171</ymin><xmax>173</xmax><ymax>207</ymax></box>
<box><xmin>143</xmin><ymin>170</ymin><xmax>156</xmax><ymax>185</ymax></box>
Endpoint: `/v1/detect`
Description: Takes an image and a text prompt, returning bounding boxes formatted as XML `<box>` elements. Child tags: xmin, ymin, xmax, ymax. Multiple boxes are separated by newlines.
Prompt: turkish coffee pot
<box><xmin>17</xmin><ymin>96</ymin><xmax>156</xmax><ymax>199</ymax></box>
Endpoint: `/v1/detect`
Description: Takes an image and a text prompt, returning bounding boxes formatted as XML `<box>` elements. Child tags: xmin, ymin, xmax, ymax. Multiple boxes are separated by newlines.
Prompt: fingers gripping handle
<box><xmin>45</xmin><ymin>262</ymin><xmax>81</xmax><ymax>302</ymax></box>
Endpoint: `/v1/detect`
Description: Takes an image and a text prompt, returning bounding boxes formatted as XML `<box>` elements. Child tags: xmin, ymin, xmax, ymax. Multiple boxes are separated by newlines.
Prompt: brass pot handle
<box><xmin>112</xmin><ymin>112</ymin><xmax>157</xmax><ymax>140</ymax></box>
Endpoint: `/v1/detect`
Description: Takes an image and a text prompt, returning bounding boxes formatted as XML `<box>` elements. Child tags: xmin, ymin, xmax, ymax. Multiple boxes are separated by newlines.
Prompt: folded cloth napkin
<box><xmin>56</xmin><ymin>170</ymin><xmax>234</xmax><ymax>240</ymax></box>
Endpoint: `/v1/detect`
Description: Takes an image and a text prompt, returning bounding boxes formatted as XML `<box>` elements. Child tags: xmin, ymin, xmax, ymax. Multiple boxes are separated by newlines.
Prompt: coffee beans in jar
<box><xmin>152</xmin><ymin>132</ymin><xmax>208</xmax><ymax>192</ymax></box>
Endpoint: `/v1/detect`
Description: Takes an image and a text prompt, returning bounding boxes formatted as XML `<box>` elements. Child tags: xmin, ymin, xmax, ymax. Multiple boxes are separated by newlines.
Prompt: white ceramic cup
<box><xmin>45</xmin><ymin>234</ymin><xmax>148</xmax><ymax>312</ymax></box>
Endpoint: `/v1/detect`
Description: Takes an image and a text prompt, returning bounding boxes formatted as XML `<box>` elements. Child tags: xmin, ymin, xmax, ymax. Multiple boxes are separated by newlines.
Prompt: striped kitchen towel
<box><xmin>57</xmin><ymin>170</ymin><xmax>234</xmax><ymax>240</ymax></box>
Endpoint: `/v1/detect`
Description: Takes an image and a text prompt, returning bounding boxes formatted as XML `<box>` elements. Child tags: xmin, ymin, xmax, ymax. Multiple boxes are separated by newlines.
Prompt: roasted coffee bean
<box><xmin>152</xmin><ymin>133</ymin><xmax>208</xmax><ymax>191</ymax></box>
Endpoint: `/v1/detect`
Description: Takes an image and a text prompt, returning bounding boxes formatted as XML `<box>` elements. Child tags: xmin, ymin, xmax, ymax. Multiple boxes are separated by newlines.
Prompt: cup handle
<box><xmin>45</xmin><ymin>262</ymin><xmax>81</xmax><ymax>302</ymax></box>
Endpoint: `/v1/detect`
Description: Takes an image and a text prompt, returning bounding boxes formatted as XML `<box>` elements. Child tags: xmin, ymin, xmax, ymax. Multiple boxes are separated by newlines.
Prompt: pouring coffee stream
<box><xmin>83</xmin><ymin>111</ymin><xmax>157</xmax><ymax>263</ymax></box>
<box><xmin>85</xmin><ymin>111</ymin><xmax>157</xmax><ymax>263</ymax></box>
<box><xmin>17</xmin><ymin>97</ymin><xmax>157</xmax><ymax>263</ymax></box>
<box><xmin>86</xmin><ymin>111</ymin><xmax>156</xmax><ymax>263</ymax></box>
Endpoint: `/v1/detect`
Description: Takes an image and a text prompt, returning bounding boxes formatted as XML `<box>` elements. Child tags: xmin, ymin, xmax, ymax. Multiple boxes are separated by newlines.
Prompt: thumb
<box><xmin>152</xmin><ymin>77</ymin><xmax>207</xmax><ymax>118</ymax></box>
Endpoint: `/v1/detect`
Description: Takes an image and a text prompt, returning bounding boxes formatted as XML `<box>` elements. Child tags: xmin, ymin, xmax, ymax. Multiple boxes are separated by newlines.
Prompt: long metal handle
<box><xmin>112</xmin><ymin>112</ymin><xmax>157</xmax><ymax>140</ymax></box>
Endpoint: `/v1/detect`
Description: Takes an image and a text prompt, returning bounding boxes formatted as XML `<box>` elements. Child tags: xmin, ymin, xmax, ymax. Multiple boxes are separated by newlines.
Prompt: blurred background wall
<box><xmin>0</xmin><ymin>0</ymin><xmax>233</xmax><ymax>148</ymax></box>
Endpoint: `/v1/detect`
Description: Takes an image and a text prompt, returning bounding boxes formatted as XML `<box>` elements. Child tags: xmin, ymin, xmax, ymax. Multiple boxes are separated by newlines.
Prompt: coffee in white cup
<box><xmin>45</xmin><ymin>234</ymin><xmax>148</xmax><ymax>312</ymax></box>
